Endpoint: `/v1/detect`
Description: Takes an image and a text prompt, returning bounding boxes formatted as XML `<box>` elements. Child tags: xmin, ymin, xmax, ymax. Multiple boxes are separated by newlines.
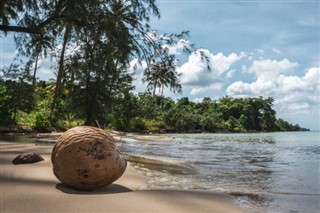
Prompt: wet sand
<box><xmin>0</xmin><ymin>140</ymin><xmax>249</xmax><ymax>213</ymax></box>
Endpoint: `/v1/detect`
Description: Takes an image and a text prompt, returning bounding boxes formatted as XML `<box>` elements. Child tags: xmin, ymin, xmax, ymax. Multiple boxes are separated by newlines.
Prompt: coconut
<box><xmin>51</xmin><ymin>126</ymin><xmax>126</xmax><ymax>190</ymax></box>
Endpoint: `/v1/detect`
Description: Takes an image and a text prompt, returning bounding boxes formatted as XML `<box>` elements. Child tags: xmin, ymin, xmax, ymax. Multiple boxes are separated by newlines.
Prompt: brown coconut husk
<box><xmin>51</xmin><ymin>126</ymin><xmax>127</xmax><ymax>190</ymax></box>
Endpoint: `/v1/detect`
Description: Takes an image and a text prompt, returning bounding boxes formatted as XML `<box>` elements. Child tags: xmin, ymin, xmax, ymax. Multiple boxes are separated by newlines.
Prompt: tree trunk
<box><xmin>32</xmin><ymin>53</ymin><xmax>39</xmax><ymax>86</ymax></box>
<box><xmin>153</xmin><ymin>86</ymin><xmax>156</xmax><ymax>96</ymax></box>
<box><xmin>51</xmin><ymin>27</ymin><xmax>70</xmax><ymax>119</ymax></box>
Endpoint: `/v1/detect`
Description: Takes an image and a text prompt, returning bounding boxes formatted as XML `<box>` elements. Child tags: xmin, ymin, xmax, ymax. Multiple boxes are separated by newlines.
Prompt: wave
<box><xmin>126</xmin><ymin>154</ymin><xmax>198</xmax><ymax>175</ymax></box>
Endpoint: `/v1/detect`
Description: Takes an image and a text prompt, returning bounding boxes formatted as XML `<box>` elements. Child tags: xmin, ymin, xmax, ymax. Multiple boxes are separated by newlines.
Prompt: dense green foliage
<box><xmin>0</xmin><ymin>76</ymin><xmax>305</xmax><ymax>133</ymax></box>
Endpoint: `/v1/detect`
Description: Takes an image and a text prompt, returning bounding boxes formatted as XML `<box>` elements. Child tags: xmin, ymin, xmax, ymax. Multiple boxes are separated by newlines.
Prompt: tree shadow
<box><xmin>1</xmin><ymin>175</ymin><xmax>58</xmax><ymax>186</ymax></box>
<box><xmin>56</xmin><ymin>183</ymin><xmax>132</xmax><ymax>195</ymax></box>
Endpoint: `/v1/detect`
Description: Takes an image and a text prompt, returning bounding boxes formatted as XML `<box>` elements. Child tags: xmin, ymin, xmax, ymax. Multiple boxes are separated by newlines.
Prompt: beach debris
<box><xmin>51</xmin><ymin>126</ymin><xmax>127</xmax><ymax>190</ymax></box>
<box><xmin>12</xmin><ymin>152</ymin><xmax>44</xmax><ymax>164</ymax></box>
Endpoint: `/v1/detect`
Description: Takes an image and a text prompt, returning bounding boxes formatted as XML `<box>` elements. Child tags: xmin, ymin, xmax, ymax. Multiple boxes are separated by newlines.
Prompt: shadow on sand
<box><xmin>56</xmin><ymin>183</ymin><xmax>132</xmax><ymax>195</ymax></box>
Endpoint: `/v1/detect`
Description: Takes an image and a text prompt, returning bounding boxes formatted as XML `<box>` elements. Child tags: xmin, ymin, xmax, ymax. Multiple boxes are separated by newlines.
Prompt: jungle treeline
<box><xmin>0</xmin><ymin>78</ymin><xmax>306</xmax><ymax>133</ymax></box>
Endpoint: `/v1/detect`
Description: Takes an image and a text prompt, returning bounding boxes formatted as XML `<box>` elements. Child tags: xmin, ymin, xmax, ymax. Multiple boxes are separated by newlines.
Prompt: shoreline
<box><xmin>0</xmin><ymin>123</ymin><xmax>311</xmax><ymax>136</ymax></box>
<box><xmin>0</xmin><ymin>140</ymin><xmax>249</xmax><ymax>213</ymax></box>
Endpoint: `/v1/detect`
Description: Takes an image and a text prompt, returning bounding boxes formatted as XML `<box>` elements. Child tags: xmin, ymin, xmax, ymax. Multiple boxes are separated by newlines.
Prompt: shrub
<box><xmin>31</xmin><ymin>112</ymin><xmax>51</xmax><ymax>132</ymax></box>
<box><xmin>56</xmin><ymin>113</ymin><xmax>84</xmax><ymax>129</ymax></box>
<box><xmin>176</xmin><ymin>112</ymin><xmax>201</xmax><ymax>132</ymax></box>
<box><xmin>0</xmin><ymin>83</ymin><xmax>15</xmax><ymax>125</ymax></box>
<box><xmin>145</xmin><ymin>120</ymin><xmax>166</xmax><ymax>132</ymax></box>
<box><xmin>130</xmin><ymin>117</ymin><xmax>146</xmax><ymax>132</ymax></box>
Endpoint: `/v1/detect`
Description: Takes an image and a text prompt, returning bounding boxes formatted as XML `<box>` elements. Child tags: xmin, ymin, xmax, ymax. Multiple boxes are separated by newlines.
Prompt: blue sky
<box><xmin>141</xmin><ymin>0</ymin><xmax>319</xmax><ymax>130</ymax></box>
<box><xmin>1</xmin><ymin>0</ymin><xmax>319</xmax><ymax>130</ymax></box>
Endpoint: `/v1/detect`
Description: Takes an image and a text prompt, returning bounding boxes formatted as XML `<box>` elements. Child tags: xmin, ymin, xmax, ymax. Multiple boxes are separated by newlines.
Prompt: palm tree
<box><xmin>50</xmin><ymin>25</ymin><xmax>71</xmax><ymax>119</ymax></box>
<box><xmin>143</xmin><ymin>52</ymin><xmax>182</xmax><ymax>97</ymax></box>
<box><xmin>27</xmin><ymin>33</ymin><xmax>53</xmax><ymax>86</ymax></box>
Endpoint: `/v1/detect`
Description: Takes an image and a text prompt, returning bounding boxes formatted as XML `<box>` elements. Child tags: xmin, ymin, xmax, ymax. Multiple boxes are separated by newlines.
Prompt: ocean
<box><xmin>117</xmin><ymin>132</ymin><xmax>320</xmax><ymax>213</ymax></box>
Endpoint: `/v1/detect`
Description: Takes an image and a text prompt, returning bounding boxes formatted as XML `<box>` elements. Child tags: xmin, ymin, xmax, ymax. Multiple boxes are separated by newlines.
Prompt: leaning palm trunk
<box><xmin>32</xmin><ymin>53</ymin><xmax>39</xmax><ymax>86</ymax></box>
<box><xmin>51</xmin><ymin>27</ymin><xmax>70</xmax><ymax>119</ymax></box>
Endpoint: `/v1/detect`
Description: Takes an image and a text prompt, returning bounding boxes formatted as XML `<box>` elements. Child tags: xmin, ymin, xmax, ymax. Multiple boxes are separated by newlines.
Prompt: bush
<box><xmin>130</xmin><ymin>117</ymin><xmax>147</xmax><ymax>132</ymax></box>
<box><xmin>145</xmin><ymin>120</ymin><xmax>166</xmax><ymax>132</ymax></box>
<box><xmin>16</xmin><ymin>111</ymin><xmax>32</xmax><ymax>126</ymax></box>
<box><xmin>176</xmin><ymin>113</ymin><xmax>200</xmax><ymax>132</ymax></box>
<box><xmin>56</xmin><ymin>113</ymin><xmax>84</xmax><ymax>129</ymax></box>
<box><xmin>0</xmin><ymin>83</ymin><xmax>15</xmax><ymax>125</ymax></box>
<box><xmin>31</xmin><ymin>112</ymin><xmax>52</xmax><ymax>132</ymax></box>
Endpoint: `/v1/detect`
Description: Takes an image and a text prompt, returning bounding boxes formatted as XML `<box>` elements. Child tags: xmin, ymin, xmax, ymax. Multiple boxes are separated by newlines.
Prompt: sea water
<box><xmin>117</xmin><ymin>132</ymin><xmax>320</xmax><ymax>213</ymax></box>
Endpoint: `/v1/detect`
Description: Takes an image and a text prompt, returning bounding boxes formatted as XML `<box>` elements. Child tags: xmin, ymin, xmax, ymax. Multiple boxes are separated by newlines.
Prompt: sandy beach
<box><xmin>0</xmin><ymin>139</ymin><xmax>249</xmax><ymax>213</ymax></box>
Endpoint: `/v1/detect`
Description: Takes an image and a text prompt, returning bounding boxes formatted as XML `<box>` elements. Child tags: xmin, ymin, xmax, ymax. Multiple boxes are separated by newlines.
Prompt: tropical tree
<box><xmin>0</xmin><ymin>62</ymin><xmax>35</xmax><ymax>123</ymax></box>
<box><xmin>143</xmin><ymin>50</ymin><xmax>182</xmax><ymax>96</ymax></box>
<box><xmin>15</xmin><ymin>32</ymin><xmax>53</xmax><ymax>86</ymax></box>
<box><xmin>260</xmin><ymin>97</ymin><xmax>276</xmax><ymax>131</ymax></box>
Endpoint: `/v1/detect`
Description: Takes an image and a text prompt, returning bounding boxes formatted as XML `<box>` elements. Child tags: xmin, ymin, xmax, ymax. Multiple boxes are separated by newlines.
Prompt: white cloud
<box><xmin>227</xmin><ymin>65</ymin><xmax>320</xmax><ymax>120</ymax></box>
<box><xmin>276</xmin><ymin>67</ymin><xmax>320</xmax><ymax>109</ymax></box>
<box><xmin>128</xmin><ymin>59</ymin><xmax>146</xmax><ymax>75</ymax></box>
<box><xmin>247</xmin><ymin>58</ymin><xmax>298</xmax><ymax>80</ymax></box>
<box><xmin>190</xmin><ymin>82</ymin><xmax>224</xmax><ymax>95</ymax></box>
<box><xmin>163</xmin><ymin>39</ymin><xmax>191</xmax><ymax>55</ymax></box>
<box><xmin>178</xmin><ymin>51</ymin><xmax>209</xmax><ymax>86</ymax></box>
<box><xmin>36</xmin><ymin>58</ymin><xmax>56</xmax><ymax>80</ymax></box>
<box><xmin>241</xmin><ymin>65</ymin><xmax>248</xmax><ymax>73</ymax></box>
<box><xmin>178</xmin><ymin>49</ymin><xmax>245</xmax><ymax>86</ymax></box>
<box><xmin>226</xmin><ymin>79</ymin><xmax>277</xmax><ymax>97</ymax></box>
<box><xmin>225</xmin><ymin>69</ymin><xmax>236</xmax><ymax>79</ymax></box>
<box><xmin>193</xmin><ymin>97</ymin><xmax>204</xmax><ymax>103</ymax></box>
<box><xmin>31</xmin><ymin>41</ymin><xmax>80</xmax><ymax>81</ymax></box>
<box><xmin>255</xmin><ymin>49</ymin><xmax>264</xmax><ymax>54</ymax></box>
<box><xmin>272</xmin><ymin>48</ymin><xmax>282</xmax><ymax>54</ymax></box>
<box><xmin>129</xmin><ymin>59</ymin><xmax>148</xmax><ymax>93</ymax></box>
<box><xmin>129</xmin><ymin>49</ymin><xmax>245</xmax><ymax>97</ymax></box>
<box><xmin>227</xmin><ymin>58</ymin><xmax>299</xmax><ymax>96</ymax></box>
<box><xmin>286</xmin><ymin>102</ymin><xmax>310</xmax><ymax>111</ymax></box>
<box><xmin>281</xmin><ymin>69</ymin><xmax>319</xmax><ymax>96</ymax></box>
<box><xmin>211</xmin><ymin>52</ymin><xmax>247</xmax><ymax>75</ymax></box>
<box><xmin>176</xmin><ymin>49</ymin><xmax>245</xmax><ymax>97</ymax></box>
